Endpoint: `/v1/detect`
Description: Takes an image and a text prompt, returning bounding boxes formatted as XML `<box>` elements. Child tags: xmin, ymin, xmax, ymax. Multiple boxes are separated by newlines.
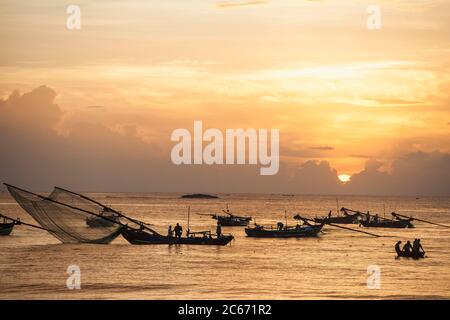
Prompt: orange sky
<box><xmin>0</xmin><ymin>0</ymin><xmax>449</xmax><ymax>186</ymax></box>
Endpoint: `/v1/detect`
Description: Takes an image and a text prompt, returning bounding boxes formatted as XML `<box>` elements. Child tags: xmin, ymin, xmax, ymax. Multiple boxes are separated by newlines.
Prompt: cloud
<box><xmin>344</xmin><ymin>152</ymin><xmax>450</xmax><ymax>196</ymax></box>
<box><xmin>1</xmin><ymin>86</ymin><xmax>449</xmax><ymax>196</ymax></box>
<box><xmin>0</xmin><ymin>86</ymin><xmax>61</xmax><ymax>130</ymax></box>
<box><xmin>287</xmin><ymin>160</ymin><xmax>342</xmax><ymax>194</ymax></box>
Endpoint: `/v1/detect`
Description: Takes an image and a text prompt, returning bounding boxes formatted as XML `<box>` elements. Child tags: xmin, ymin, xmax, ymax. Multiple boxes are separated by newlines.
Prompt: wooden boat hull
<box><xmin>314</xmin><ymin>215</ymin><xmax>359</xmax><ymax>224</ymax></box>
<box><xmin>397</xmin><ymin>251</ymin><xmax>425</xmax><ymax>259</ymax></box>
<box><xmin>361</xmin><ymin>219</ymin><xmax>413</xmax><ymax>228</ymax></box>
<box><xmin>0</xmin><ymin>222</ymin><xmax>15</xmax><ymax>236</ymax></box>
<box><xmin>245</xmin><ymin>225</ymin><xmax>323</xmax><ymax>238</ymax></box>
<box><xmin>121</xmin><ymin>228</ymin><xmax>234</xmax><ymax>246</ymax></box>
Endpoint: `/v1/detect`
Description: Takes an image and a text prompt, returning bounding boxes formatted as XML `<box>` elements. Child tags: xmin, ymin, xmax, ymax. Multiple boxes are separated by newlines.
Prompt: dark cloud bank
<box><xmin>1</xmin><ymin>86</ymin><xmax>449</xmax><ymax>196</ymax></box>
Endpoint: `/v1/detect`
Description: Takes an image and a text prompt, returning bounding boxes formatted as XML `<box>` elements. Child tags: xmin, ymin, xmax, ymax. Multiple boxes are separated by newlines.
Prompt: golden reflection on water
<box><xmin>0</xmin><ymin>193</ymin><xmax>449</xmax><ymax>299</ymax></box>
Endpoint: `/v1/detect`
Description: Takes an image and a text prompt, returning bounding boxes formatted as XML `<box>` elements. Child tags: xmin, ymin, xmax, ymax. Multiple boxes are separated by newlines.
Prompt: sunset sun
<box><xmin>338</xmin><ymin>174</ymin><xmax>351</xmax><ymax>183</ymax></box>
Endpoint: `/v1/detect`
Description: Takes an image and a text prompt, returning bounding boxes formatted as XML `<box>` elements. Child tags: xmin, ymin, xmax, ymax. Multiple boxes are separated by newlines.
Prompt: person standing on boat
<box><xmin>366</xmin><ymin>211</ymin><xmax>371</xmax><ymax>222</ymax></box>
<box><xmin>395</xmin><ymin>241</ymin><xmax>402</xmax><ymax>256</ymax></box>
<box><xmin>216</xmin><ymin>222</ymin><xmax>222</xmax><ymax>238</ymax></box>
<box><xmin>402</xmin><ymin>240</ymin><xmax>413</xmax><ymax>254</ymax></box>
<box><xmin>328</xmin><ymin>211</ymin><xmax>332</xmax><ymax>219</ymax></box>
<box><xmin>174</xmin><ymin>223</ymin><xmax>183</xmax><ymax>240</ymax></box>
<box><xmin>168</xmin><ymin>225</ymin><xmax>173</xmax><ymax>239</ymax></box>
<box><xmin>374</xmin><ymin>214</ymin><xmax>379</xmax><ymax>223</ymax></box>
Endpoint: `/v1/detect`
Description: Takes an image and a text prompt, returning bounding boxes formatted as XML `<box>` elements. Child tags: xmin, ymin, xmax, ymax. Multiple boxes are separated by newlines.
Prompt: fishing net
<box><xmin>53</xmin><ymin>187</ymin><xmax>160</xmax><ymax>234</ymax></box>
<box><xmin>6</xmin><ymin>185</ymin><xmax>123</xmax><ymax>244</ymax></box>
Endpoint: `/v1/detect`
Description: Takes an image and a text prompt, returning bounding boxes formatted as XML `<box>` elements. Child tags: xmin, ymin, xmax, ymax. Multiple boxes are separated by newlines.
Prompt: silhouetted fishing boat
<box><xmin>0</xmin><ymin>221</ymin><xmax>15</xmax><ymax>236</ymax></box>
<box><xmin>342</xmin><ymin>207</ymin><xmax>414</xmax><ymax>228</ymax></box>
<box><xmin>214</xmin><ymin>214</ymin><xmax>250</xmax><ymax>226</ymax></box>
<box><xmin>397</xmin><ymin>251</ymin><xmax>425</xmax><ymax>259</ymax></box>
<box><xmin>361</xmin><ymin>218</ymin><xmax>413</xmax><ymax>228</ymax></box>
<box><xmin>245</xmin><ymin>222</ymin><xmax>323</xmax><ymax>238</ymax></box>
<box><xmin>314</xmin><ymin>210</ymin><xmax>361</xmax><ymax>224</ymax></box>
<box><xmin>200</xmin><ymin>205</ymin><xmax>252</xmax><ymax>226</ymax></box>
<box><xmin>121</xmin><ymin>228</ymin><xmax>234</xmax><ymax>245</ymax></box>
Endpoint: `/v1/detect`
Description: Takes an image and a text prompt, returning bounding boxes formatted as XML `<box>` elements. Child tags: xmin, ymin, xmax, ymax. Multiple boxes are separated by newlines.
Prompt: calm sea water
<box><xmin>0</xmin><ymin>192</ymin><xmax>449</xmax><ymax>299</ymax></box>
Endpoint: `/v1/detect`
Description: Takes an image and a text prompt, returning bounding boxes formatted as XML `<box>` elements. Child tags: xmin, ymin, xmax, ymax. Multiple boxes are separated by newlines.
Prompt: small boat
<box><xmin>360</xmin><ymin>213</ymin><xmax>414</xmax><ymax>229</ymax></box>
<box><xmin>313</xmin><ymin>210</ymin><xmax>361</xmax><ymax>224</ymax></box>
<box><xmin>342</xmin><ymin>207</ymin><xmax>414</xmax><ymax>228</ymax></box>
<box><xmin>202</xmin><ymin>205</ymin><xmax>252</xmax><ymax>226</ymax></box>
<box><xmin>360</xmin><ymin>217</ymin><xmax>413</xmax><ymax>228</ymax></box>
<box><xmin>121</xmin><ymin>228</ymin><xmax>234</xmax><ymax>246</ymax></box>
<box><xmin>397</xmin><ymin>251</ymin><xmax>425</xmax><ymax>259</ymax></box>
<box><xmin>213</xmin><ymin>214</ymin><xmax>251</xmax><ymax>226</ymax></box>
<box><xmin>0</xmin><ymin>221</ymin><xmax>15</xmax><ymax>236</ymax></box>
<box><xmin>245</xmin><ymin>223</ymin><xmax>323</xmax><ymax>238</ymax></box>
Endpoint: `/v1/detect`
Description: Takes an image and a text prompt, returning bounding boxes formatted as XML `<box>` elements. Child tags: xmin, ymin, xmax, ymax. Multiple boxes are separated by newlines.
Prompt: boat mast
<box><xmin>187</xmin><ymin>206</ymin><xmax>190</xmax><ymax>236</ymax></box>
<box><xmin>285</xmin><ymin>210</ymin><xmax>288</xmax><ymax>227</ymax></box>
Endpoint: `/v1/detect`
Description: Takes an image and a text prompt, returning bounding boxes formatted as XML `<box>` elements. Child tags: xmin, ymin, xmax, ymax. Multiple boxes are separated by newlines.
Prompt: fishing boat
<box><xmin>0</xmin><ymin>221</ymin><xmax>15</xmax><ymax>236</ymax></box>
<box><xmin>122</xmin><ymin>206</ymin><xmax>234</xmax><ymax>245</ymax></box>
<box><xmin>361</xmin><ymin>218</ymin><xmax>413</xmax><ymax>228</ymax></box>
<box><xmin>121</xmin><ymin>228</ymin><xmax>234</xmax><ymax>245</ymax></box>
<box><xmin>314</xmin><ymin>209</ymin><xmax>361</xmax><ymax>224</ymax></box>
<box><xmin>342</xmin><ymin>207</ymin><xmax>414</xmax><ymax>228</ymax></box>
<box><xmin>245</xmin><ymin>224</ymin><xmax>323</xmax><ymax>238</ymax></box>
<box><xmin>214</xmin><ymin>214</ymin><xmax>250</xmax><ymax>226</ymax></box>
<box><xmin>201</xmin><ymin>205</ymin><xmax>252</xmax><ymax>226</ymax></box>
<box><xmin>245</xmin><ymin>216</ymin><xmax>323</xmax><ymax>238</ymax></box>
<box><xmin>397</xmin><ymin>251</ymin><xmax>425</xmax><ymax>259</ymax></box>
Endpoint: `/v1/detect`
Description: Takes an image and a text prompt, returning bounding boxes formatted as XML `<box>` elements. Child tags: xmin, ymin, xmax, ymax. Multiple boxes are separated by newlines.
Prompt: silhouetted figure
<box><xmin>277</xmin><ymin>222</ymin><xmax>284</xmax><ymax>231</ymax></box>
<box><xmin>295</xmin><ymin>224</ymin><xmax>301</xmax><ymax>230</ymax></box>
<box><xmin>174</xmin><ymin>223</ymin><xmax>183</xmax><ymax>240</ymax></box>
<box><xmin>412</xmin><ymin>239</ymin><xmax>425</xmax><ymax>258</ymax></box>
<box><xmin>366</xmin><ymin>211</ymin><xmax>371</xmax><ymax>222</ymax></box>
<box><xmin>403</xmin><ymin>241</ymin><xmax>413</xmax><ymax>254</ymax></box>
<box><xmin>374</xmin><ymin>214</ymin><xmax>379</xmax><ymax>223</ymax></box>
<box><xmin>168</xmin><ymin>225</ymin><xmax>173</xmax><ymax>238</ymax></box>
<box><xmin>328</xmin><ymin>211</ymin><xmax>332</xmax><ymax>218</ymax></box>
<box><xmin>216</xmin><ymin>222</ymin><xmax>222</xmax><ymax>238</ymax></box>
<box><xmin>395</xmin><ymin>241</ymin><xmax>402</xmax><ymax>256</ymax></box>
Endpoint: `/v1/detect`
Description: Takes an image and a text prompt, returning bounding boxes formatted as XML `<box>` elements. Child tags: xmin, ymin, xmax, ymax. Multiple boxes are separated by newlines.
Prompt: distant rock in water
<box><xmin>181</xmin><ymin>193</ymin><xmax>219</xmax><ymax>199</ymax></box>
